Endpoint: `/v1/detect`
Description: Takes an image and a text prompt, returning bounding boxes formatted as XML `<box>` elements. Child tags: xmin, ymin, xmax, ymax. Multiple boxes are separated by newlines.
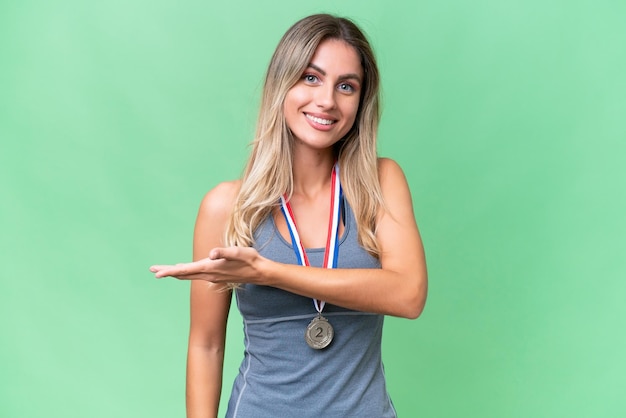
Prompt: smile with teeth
<box><xmin>305</xmin><ymin>113</ymin><xmax>336</xmax><ymax>125</ymax></box>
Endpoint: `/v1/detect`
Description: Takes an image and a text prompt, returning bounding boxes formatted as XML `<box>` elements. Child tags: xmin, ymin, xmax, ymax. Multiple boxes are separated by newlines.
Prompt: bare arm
<box><xmin>185</xmin><ymin>182</ymin><xmax>237</xmax><ymax>418</ymax></box>
<box><xmin>261</xmin><ymin>159</ymin><xmax>427</xmax><ymax>318</ymax></box>
<box><xmin>152</xmin><ymin>159</ymin><xmax>427</xmax><ymax>319</ymax></box>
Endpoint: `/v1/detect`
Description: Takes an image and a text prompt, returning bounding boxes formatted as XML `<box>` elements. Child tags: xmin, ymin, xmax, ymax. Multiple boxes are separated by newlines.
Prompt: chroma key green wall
<box><xmin>1</xmin><ymin>0</ymin><xmax>624</xmax><ymax>417</ymax></box>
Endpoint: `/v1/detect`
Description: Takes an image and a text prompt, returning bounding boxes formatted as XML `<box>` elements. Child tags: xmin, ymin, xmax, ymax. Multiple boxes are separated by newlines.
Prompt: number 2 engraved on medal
<box><xmin>305</xmin><ymin>315</ymin><xmax>334</xmax><ymax>349</ymax></box>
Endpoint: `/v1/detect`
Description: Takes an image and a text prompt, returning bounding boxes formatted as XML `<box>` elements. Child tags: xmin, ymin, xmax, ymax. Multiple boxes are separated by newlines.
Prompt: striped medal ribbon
<box><xmin>279</xmin><ymin>163</ymin><xmax>342</xmax><ymax>349</ymax></box>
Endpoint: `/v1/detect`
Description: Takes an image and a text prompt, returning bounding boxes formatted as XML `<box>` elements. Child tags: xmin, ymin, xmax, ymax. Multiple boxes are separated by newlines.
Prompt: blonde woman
<box><xmin>150</xmin><ymin>14</ymin><xmax>427</xmax><ymax>418</ymax></box>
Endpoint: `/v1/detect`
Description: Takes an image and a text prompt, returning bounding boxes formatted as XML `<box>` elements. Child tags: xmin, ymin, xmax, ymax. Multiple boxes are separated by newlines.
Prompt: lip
<box><xmin>304</xmin><ymin>112</ymin><xmax>337</xmax><ymax>131</ymax></box>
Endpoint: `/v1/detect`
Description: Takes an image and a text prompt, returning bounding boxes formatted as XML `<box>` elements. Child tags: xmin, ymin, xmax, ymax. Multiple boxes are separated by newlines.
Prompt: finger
<box><xmin>150</xmin><ymin>260</ymin><xmax>201</xmax><ymax>272</ymax></box>
<box><xmin>154</xmin><ymin>269</ymin><xmax>201</xmax><ymax>279</ymax></box>
<box><xmin>208</xmin><ymin>247</ymin><xmax>224</xmax><ymax>260</ymax></box>
<box><xmin>154</xmin><ymin>270</ymin><xmax>175</xmax><ymax>279</ymax></box>
<box><xmin>210</xmin><ymin>246</ymin><xmax>247</xmax><ymax>261</ymax></box>
<box><xmin>156</xmin><ymin>273</ymin><xmax>199</xmax><ymax>280</ymax></box>
<box><xmin>157</xmin><ymin>258</ymin><xmax>221</xmax><ymax>277</ymax></box>
<box><xmin>150</xmin><ymin>264</ymin><xmax>175</xmax><ymax>273</ymax></box>
<box><xmin>154</xmin><ymin>267</ymin><xmax>194</xmax><ymax>278</ymax></box>
<box><xmin>156</xmin><ymin>271</ymin><xmax>230</xmax><ymax>282</ymax></box>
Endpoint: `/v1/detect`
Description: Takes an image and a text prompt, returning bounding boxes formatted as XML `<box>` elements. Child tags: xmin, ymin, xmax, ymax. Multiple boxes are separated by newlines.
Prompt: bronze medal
<box><xmin>305</xmin><ymin>315</ymin><xmax>334</xmax><ymax>350</ymax></box>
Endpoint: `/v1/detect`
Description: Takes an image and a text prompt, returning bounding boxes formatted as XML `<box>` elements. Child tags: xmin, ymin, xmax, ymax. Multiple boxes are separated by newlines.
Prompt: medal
<box><xmin>305</xmin><ymin>314</ymin><xmax>334</xmax><ymax>349</ymax></box>
<box><xmin>280</xmin><ymin>163</ymin><xmax>342</xmax><ymax>350</ymax></box>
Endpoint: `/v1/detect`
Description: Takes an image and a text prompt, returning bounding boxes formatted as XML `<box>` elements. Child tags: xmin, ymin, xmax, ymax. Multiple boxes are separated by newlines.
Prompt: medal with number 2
<box><xmin>280</xmin><ymin>163</ymin><xmax>342</xmax><ymax>350</ymax></box>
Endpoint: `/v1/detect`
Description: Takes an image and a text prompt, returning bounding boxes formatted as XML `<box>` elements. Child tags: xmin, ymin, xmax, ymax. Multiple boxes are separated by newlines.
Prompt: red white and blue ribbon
<box><xmin>280</xmin><ymin>163</ymin><xmax>342</xmax><ymax>314</ymax></box>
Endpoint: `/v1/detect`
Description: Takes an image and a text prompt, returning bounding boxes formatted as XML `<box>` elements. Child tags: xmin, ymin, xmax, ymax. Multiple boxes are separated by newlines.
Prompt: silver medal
<box><xmin>305</xmin><ymin>315</ymin><xmax>334</xmax><ymax>349</ymax></box>
<box><xmin>281</xmin><ymin>164</ymin><xmax>342</xmax><ymax>351</ymax></box>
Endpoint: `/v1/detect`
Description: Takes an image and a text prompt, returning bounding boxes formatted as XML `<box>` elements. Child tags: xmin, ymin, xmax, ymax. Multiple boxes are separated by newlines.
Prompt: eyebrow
<box><xmin>307</xmin><ymin>63</ymin><xmax>362</xmax><ymax>84</ymax></box>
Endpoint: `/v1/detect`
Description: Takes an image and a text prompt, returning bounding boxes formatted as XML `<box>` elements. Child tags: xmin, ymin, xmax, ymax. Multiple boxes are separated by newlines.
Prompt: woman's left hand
<box><xmin>149</xmin><ymin>247</ymin><xmax>269</xmax><ymax>284</ymax></box>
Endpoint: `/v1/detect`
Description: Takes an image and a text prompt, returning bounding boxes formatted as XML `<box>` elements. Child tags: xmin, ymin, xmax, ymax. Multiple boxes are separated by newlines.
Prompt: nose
<box><xmin>314</xmin><ymin>84</ymin><xmax>336</xmax><ymax>110</ymax></box>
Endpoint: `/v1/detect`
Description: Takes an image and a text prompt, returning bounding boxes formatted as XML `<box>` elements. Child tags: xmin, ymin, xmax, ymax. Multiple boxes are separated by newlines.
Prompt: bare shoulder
<box><xmin>375</xmin><ymin>157</ymin><xmax>416</xmax><ymax>225</ymax></box>
<box><xmin>377</xmin><ymin>157</ymin><xmax>410</xmax><ymax>191</ymax></box>
<box><xmin>197</xmin><ymin>180</ymin><xmax>242</xmax><ymax>221</ymax></box>
<box><xmin>194</xmin><ymin>180</ymin><xmax>241</xmax><ymax>257</ymax></box>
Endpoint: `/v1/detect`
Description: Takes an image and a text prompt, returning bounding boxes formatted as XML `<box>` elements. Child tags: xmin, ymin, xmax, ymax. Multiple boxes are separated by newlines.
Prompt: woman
<box><xmin>150</xmin><ymin>14</ymin><xmax>427</xmax><ymax>418</ymax></box>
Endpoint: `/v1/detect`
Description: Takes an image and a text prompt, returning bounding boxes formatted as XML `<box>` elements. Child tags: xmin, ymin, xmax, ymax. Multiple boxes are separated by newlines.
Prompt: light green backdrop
<box><xmin>1</xmin><ymin>0</ymin><xmax>625</xmax><ymax>417</ymax></box>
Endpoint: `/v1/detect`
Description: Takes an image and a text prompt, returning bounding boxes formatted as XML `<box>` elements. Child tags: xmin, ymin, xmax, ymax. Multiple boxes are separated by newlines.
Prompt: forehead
<box><xmin>309</xmin><ymin>38</ymin><xmax>363</xmax><ymax>78</ymax></box>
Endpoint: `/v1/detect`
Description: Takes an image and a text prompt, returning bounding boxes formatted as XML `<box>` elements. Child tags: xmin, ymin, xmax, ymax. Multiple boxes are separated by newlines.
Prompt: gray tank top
<box><xmin>225</xmin><ymin>199</ymin><xmax>397</xmax><ymax>417</ymax></box>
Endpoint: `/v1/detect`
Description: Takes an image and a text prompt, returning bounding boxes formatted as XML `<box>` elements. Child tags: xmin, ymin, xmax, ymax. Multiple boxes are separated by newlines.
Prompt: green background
<box><xmin>2</xmin><ymin>0</ymin><xmax>625</xmax><ymax>417</ymax></box>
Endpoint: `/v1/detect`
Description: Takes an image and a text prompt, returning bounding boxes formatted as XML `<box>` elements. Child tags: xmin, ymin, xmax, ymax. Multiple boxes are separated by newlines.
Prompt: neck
<box><xmin>291</xmin><ymin>146</ymin><xmax>336</xmax><ymax>199</ymax></box>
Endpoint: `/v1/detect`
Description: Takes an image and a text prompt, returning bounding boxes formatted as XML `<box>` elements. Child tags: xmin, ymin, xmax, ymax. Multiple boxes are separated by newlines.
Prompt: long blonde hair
<box><xmin>225</xmin><ymin>14</ymin><xmax>384</xmax><ymax>257</ymax></box>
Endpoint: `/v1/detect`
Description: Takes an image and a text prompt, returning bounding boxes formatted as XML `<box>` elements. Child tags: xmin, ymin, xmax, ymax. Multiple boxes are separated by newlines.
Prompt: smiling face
<box><xmin>283</xmin><ymin>38</ymin><xmax>363</xmax><ymax>152</ymax></box>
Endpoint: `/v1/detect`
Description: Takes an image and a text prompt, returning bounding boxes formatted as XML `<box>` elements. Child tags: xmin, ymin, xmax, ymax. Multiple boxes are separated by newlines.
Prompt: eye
<box><xmin>303</xmin><ymin>74</ymin><xmax>319</xmax><ymax>84</ymax></box>
<box><xmin>338</xmin><ymin>83</ymin><xmax>355</xmax><ymax>93</ymax></box>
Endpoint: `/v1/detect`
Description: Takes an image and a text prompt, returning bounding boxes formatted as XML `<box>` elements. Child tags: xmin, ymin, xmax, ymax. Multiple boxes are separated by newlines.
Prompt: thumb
<box><xmin>208</xmin><ymin>247</ymin><xmax>224</xmax><ymax>260</ymax></box>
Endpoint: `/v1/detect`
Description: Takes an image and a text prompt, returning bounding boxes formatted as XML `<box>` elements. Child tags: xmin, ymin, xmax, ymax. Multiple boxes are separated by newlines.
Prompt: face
<box><xmin>284</xmin><ymin>38</ymin><xmax>363</xmax><ymax>151</ymax></box>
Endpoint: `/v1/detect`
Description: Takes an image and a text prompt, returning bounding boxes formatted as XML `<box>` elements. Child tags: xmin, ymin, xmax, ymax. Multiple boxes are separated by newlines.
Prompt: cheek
<box><xmin>284</xmin><ymin>87</ymin><xmax>307</xmax><ymax>112</ymax></box>
<box><xmin>344</xmin><ymin>98</ymin><xmax>361</xmax><ymax>125</ymax></box>
<box><xmin>284</xmin><ymin>89</ymin><xmax>304</xmax><ymax>131</ymax></box>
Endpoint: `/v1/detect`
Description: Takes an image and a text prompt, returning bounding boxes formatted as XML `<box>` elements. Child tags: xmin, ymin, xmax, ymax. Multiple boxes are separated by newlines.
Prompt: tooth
<box><xmin>306</xmin><ymin>114</ymin><xmax>334</xmax><ymax>125</ymax></box>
